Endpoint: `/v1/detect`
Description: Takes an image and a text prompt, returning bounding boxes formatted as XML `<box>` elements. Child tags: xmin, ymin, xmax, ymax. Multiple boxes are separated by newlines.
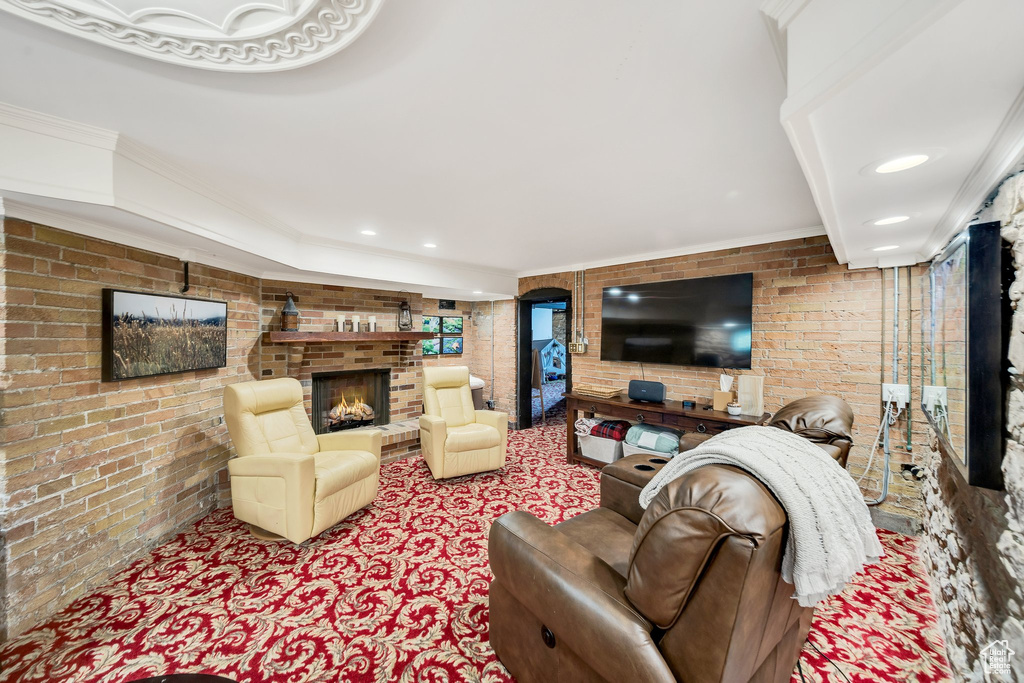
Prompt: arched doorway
<box><xmin>517</xmin><ymin>287</ymin><xmax>573</xmax><ymax>429</ymax></box>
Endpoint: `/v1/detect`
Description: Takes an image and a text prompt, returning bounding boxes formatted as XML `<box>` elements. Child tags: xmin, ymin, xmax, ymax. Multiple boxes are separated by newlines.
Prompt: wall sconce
<box><xmin>281</xmin><ymin>291</ymin><xmax>299</xmax><ymax>331</ymax></box>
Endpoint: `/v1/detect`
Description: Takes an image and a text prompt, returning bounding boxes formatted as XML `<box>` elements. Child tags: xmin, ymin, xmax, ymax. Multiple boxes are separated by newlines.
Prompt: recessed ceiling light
<box><xmin>360</xmin><ymin>229</ymin><xmax>377</xmax><ymax>236</ymax></box>
<box><xmin>423</xmin><ymin>243</ymin><xmax>437</xmax><ymax>248</ymax></box>
<box><xmin>875</xmin><ymin>155</ymin><xmax>929</xmax><ymax>174</ymax></box>
<box><xmin>873</xmin><ymin>216</ymin><xmax>910</xmax><ymax>226</ymax></box>
<box><xmin>472</xmin><ymin>290</ymin><xmax>483</xmax><ymax>294</ymax></box>
<box><xmin>872</xmin><ymin>245</ymin><xmax>900</xmax><ymax>252</ymax></box>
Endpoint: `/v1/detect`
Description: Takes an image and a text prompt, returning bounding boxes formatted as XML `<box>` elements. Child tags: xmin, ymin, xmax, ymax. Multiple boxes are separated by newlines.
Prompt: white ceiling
<box><xmin>0</xmin><ymin>0</ymin><xmax>823</xmax><ymax>297</ymax></box>
<box><xmin>774</xmin><ymin>0</ymin><xmax>1024</xmax><ymax>268</ymax></box>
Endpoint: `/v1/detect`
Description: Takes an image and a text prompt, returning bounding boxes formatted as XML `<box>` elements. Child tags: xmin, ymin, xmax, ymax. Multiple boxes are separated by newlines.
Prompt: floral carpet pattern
<box><xmin>1</xmin><ymin>419</ymin><xmax>951</xmax><ymax>682</ymax></box>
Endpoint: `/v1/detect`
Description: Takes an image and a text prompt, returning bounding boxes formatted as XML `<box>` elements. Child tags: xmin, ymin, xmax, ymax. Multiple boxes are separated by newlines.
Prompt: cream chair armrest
<box><xmin>227</xmin><ymin>453</ymin><xmax>314</xmax><ymax>544</ymax></box>
<box><xmin>227</xmin><ymin>452</ymin><xmax>314</xmax><ymax>478</ymax></box>
<box><xmin>317</xmin><ymin>429</ymin><xmax>382</xmax><ymax>458</ymax></box>
<box><xmin>419</xmin><ymin>414</ymin><xmax>447</xmax><ymax>432</ymax></box>
<box><xmin>475</xmin><ymin>410</ymin><xmax>508</xmax><ymax>433</ymax></box>
<box><xmin>419</xmin><ymin>414</ymin><xmax>448</xmax><ymax>477</ymax></box>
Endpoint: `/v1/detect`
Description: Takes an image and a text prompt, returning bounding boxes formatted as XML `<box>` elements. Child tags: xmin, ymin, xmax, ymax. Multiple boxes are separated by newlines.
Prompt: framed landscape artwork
<box><xmin>422</xmin><ymin>316</ymin><xmax>440</xmax><ymax>334</ymax></box>
<box><xmin>102</xmin><ymin>289</ymin><xmax>228</xmax><ymax>381</ymax></box>
<box><xmin>422</xmin><ymin>338</ymin><xmax>441</xmax><ymax>355</ymax></box>
<box><xmin>442</xmin><ymin>337</ymin><xmax>463</xmax><ymax>354</ymax></box>
<box><xmin>442</xmin><ymin>316</ymin><xmax>463</xmax><ymax>335</ymax></box>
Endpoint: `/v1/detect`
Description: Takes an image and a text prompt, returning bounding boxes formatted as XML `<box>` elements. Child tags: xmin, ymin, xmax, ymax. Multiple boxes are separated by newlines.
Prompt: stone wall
<box><xmin>551</xmin><ymin>309</ymin><xmax>567</xmax><ymax>344</ymax></box>
<box><xmin>518</xmin><ymin>236</ymin><xmax>927</xmax><ymax>521</ymax></box>
<box><xmin>920</xmin><ymin>173</ymin><xmax>1024</xmax><ymax>681</ymax></box>
<box><xmin>0</xmin><ymin>218</ymin><xmax>261</xmax><ymax>640</ymax></box>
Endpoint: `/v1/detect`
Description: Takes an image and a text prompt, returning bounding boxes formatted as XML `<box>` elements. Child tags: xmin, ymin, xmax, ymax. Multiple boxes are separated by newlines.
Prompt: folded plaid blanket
<box><xmin>589</xmin><ymin>420</ymin><xmax>631</xmax><ymax>441</ymax></box>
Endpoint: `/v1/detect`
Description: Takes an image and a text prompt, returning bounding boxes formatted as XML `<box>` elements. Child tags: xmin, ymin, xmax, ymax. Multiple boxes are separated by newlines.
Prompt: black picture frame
<box><xmin>422</xmin><ymin>338</ymin><xmax>441</xmax><ymax>356</ymax></box>
<box><xmin>442</xmin><ymin>337</ymin><xmax>463</xmax><ymax>354</ymax></box>
<box><xmin>923</xmin><ymin>222</ymin><xmax>1010</xmax><ymax>490</ymax></box>
<box><xmin>422</xmin><ymin>316</ymin><xmax>440</xmax><ymax>333</ymax></box>
<box><xmin>441</xmin><ymin>316</ymin><xmax>463</xmax><ymax>335</ymax></box>
<box><xmin>102</xmin><ymin>288</ymin><xmax>228</xmax><ymax>381</ymax></box>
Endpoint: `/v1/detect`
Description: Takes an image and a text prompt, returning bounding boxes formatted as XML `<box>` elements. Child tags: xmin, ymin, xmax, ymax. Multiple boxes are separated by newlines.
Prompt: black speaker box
<box><xmin>628</xmin><ymin>380</ymin><xmax>665</xmax><ymax>403</ymax></box>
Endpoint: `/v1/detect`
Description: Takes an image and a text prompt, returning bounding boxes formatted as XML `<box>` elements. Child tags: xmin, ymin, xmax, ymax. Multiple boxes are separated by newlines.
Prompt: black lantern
<box><xmin>398</xmin><ymin>300</ymin><xmax>413</xmax><ymax>331</ymax></box>
<box><xmin>281</xmin><ymin>291</ymin><xmax>299</xmax><ymax>331</ymax></box>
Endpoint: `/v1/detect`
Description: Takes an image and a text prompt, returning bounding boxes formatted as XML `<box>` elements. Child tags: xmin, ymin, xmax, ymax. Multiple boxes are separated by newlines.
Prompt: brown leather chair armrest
<box><xmin>489</xmin><ymin>511</ymin><xmax>676</xmax><ymax>683</ymax></box>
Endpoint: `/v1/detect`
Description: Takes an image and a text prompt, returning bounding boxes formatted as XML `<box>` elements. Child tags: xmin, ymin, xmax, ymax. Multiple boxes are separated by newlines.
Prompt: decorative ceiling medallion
<box><xmin>0</xmin><ymin>0</ymin><xmax>384</xmax><ymax>71</ymax></box>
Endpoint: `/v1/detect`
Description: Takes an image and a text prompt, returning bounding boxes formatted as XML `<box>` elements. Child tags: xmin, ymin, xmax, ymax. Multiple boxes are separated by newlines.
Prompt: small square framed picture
<box><xmin>422</xmin><ymin>316</ymin><xmax>440</xmax><ymax>333</ymax></box>
<box><xmin>442</xmin><ymin>316</ymin><xmax>463</xmax><ymax>334</ymax></box>
<box><xmin>422</xmin><ymin>338</ymin><xmax>441</xmax><ymax>355</ymax></box>
<box><xmin>442</xmin><ymin>337</ymin><xmax>463</xmax><ymax>354</ymax></box>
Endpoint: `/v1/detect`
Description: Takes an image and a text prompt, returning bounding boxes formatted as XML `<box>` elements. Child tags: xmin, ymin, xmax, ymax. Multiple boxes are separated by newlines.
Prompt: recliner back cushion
<box><xmin>224</xmin><ymin>378</ymin><xmax>319</xmax><ymax>457</ymax></box>
<box><xmin>625</xmin><ymin>465</ymin><xmax>786</xmax><ymax>628</ymax></box>
<box><xmin>422</xmin><ymin>366</ymin><xmax>475</xmax><ymax>428</ymax></box>
<box><xmin>769</xmin><ymin>395</ymin><xmax>854</xmax><ymax>444</ymax></box>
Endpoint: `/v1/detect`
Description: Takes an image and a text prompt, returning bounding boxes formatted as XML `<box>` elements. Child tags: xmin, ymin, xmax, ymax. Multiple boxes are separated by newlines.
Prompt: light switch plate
<box><xmin>568</xmin><ymin>342</ymin><xmax>588</xmax><ymax>354</ymax></box>
<box><xmin>922</xmin><ymin>385</ymin><xmax>947</xmax><ymax>411</ymax></box>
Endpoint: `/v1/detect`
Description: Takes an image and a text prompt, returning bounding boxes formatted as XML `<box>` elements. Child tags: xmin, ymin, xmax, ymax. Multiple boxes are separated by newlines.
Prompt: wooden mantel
<box><xmin>263</xmin><ymin>331</ymin><xmax>434</xmax><ymax>344</ymax></box>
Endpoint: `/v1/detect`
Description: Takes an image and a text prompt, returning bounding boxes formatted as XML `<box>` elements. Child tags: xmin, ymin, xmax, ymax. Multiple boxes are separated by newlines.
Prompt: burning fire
<box><xmin>329</xmin><ymin>394</ymin><xmax>374</xmax><ymax>422</ymax></box>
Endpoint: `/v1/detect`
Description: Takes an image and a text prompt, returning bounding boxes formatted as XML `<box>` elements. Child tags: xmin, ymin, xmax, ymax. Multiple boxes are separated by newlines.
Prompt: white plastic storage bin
<box><xmin>622</xmin><ymin>443</ymin><xmax>676</xmax><ymax>459</ymax></box>
<box><xmin>579</xmin><ymin>434</ymin><xmax>624</xmax><ymax>464</ymax></box>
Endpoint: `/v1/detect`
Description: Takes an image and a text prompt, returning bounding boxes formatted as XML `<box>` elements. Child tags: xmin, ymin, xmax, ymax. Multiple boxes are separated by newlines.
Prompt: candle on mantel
<box><xmin>369</xmin><ymin>315</ymin><xmax>377</xmax><ymax>332</ymax></box>
<box><xmin>352</xmin><ymin>315</ymin><xmax>361</xmax><ymax>331</ymax></box>
<box><xmin>336</xmin><ymin>314</ymin><xmax>345</xmax><ymax>331</ymax></box>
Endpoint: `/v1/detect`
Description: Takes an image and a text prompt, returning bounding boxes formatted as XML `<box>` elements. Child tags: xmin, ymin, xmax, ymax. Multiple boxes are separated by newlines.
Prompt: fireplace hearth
<box><xmin>311</xmin><ymin>369</ymin><xmax>390</xmax><ymax>435</ymax></box>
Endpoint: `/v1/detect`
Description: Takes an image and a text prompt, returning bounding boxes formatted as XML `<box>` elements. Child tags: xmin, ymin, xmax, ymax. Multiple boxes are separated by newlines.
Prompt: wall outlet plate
<box><xmin>881</xmin><ymin>383</ymin><xmax>910</xmax><ymax>407</ymax></box>
<box><xmin>568</xmin><ymin>342</ymin><xmax>587</xmax><ymax>354</ymax></box>
<box><xmin>922</xmin><ymin>385</ymin><xmax>947</xmax><ymax>411</ymax></box>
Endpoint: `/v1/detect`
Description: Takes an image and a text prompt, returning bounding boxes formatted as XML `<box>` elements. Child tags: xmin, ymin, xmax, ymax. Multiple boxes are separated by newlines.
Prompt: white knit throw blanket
<box><xmin>639</xmin><ymin>426</ymin><xmax>883</xmax><ymax>607</ymax></box>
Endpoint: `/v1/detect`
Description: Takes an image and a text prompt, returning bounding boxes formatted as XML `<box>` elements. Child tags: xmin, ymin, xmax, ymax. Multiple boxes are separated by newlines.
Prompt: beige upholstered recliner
<box><xmin>223</xmin><ymin>377</ymin><xmax>382</xmax><ymax>543</ymax></box>
<box><xmin>419</xmin><ymin>366</ymin><xmax>508</xmax><ymax>479</ymax></box>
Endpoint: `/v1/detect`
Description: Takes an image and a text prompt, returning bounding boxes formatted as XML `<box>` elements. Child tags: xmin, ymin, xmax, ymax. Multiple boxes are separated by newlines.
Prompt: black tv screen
<box><xmin>600</xmin><ymin>273</ymin><xmax>753</xmax><ymax>368</ymax></box>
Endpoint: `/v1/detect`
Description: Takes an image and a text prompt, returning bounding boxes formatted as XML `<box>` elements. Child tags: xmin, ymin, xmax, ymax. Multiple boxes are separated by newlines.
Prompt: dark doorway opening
<box><xmin>517</xmin><ymin>288</ymin><xmax>572</xmax><ymax>430</ymax></box>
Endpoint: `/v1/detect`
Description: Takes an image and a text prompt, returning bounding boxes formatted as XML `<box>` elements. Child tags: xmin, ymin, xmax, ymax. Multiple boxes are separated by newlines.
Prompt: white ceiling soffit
<box><xmin>765</xmin><ymin>0</ymin><xmax>1024</xmax><ymax>269</ymax></box>
<box><xmin>0</xmin><ymin>103</ymin><xmax>517</xmax><ymax>299</ymax></box>
<box><xmin>0</xmin><ymin>0</ymin><xmax>385</xmax><ymax>72</ymax></box>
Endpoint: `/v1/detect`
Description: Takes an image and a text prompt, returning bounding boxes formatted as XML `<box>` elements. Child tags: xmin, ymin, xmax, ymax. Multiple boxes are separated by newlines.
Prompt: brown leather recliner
<box><xmin>679</xmin><ymin>394</ymin><xmax>855</xmax><ymax>468</ymax></box>
<box><xmin>489</xmin><ymin>464</ymin><xmax>814</xmax><ymax>683</ymax></box>
<box><xmin>768</xmin><ymin>395</ymin><xmax>854</xmax><ymax>468</ymax></box>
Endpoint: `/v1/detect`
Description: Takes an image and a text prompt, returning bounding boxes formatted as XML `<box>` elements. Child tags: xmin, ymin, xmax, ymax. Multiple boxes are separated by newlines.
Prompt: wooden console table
<box><xmin>564</xmin><ymin>392</ymin><xmax>771</xmax><ymax>468</ymax></box>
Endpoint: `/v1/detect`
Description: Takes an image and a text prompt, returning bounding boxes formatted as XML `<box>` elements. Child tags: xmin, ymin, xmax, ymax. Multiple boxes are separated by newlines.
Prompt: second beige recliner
<box><xmin>419</xmin><ymin>366</ymin><xmax>508</xmax><ymax>479</ymax></box>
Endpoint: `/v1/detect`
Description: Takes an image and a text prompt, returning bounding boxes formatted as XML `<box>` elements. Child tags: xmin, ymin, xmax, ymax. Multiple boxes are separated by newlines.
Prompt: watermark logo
<box><xmin>980</xmin><ymin>640</ymin><xmax>1015</xmax><ymax>676</ymax></box>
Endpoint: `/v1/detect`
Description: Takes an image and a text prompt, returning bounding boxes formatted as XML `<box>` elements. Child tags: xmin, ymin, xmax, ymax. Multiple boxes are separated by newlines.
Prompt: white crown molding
<box><xmin>115</xmin><ymin>136</ymin><xmax>303</xmax><ymax>241</ymax></box>
<box><xmin>0</xmin><ymin>0</ymin><xmax>385</xmax><ymax>72</ymax></box>
<box><xmin>921</xmin><ymin>84</ymin><xmax>1024</xmax><ymax>262</ymax></box>
<box><xmin>0</xmin><ymin>101</ymin><xmax>118</xmax><ymax>149</ymax></box>
<box><xmin>759</xmin><ymin>0</ymin><xmax>812</xmax><ymax>30</ymax></box>
<box><xmin>0</xmin><ymin>198</ymin><xmax>513</xmax><ymax>299</ymax></box>
<box><xmin>514</xmin><ymin>225</ymin><xmax>827</xmax><ymax>278</ymax></box>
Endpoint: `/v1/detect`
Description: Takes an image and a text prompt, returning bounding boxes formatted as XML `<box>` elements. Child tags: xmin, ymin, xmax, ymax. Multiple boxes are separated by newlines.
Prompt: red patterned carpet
<box><xmin>0</xmin><ymin>419</ymin><xmax>951</xmax><ymax>683</ymax></box>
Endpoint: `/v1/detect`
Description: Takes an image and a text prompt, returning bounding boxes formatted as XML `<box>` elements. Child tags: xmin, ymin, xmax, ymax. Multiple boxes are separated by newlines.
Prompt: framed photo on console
<box><xmin>102</xmin><ymin>289</ymin><xmax>227</xmax><ymax>381</ymax></box>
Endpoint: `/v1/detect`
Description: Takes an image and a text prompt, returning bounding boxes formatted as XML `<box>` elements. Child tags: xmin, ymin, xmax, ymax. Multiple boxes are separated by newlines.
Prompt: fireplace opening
<box><xmin>311</xmin><ymin>369</ymin><xmax>390</xmax><ymax>435</ymax></box>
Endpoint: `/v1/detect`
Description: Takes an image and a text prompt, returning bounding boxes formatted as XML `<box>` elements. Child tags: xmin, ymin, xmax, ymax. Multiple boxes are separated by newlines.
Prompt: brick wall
<box><xmin>518</xmin><ymin>237</ymin><xmax>926</xmax><ymax>520</ymax></box>
<box><xmin>0</xmin><ymin>218</ymin><xmax>261</xmax><ymax>640</ymax></box>
<box><xmin>259</xmin><ymin>281</ymin><xmax>425</xmax><ymax>423</ymax></box>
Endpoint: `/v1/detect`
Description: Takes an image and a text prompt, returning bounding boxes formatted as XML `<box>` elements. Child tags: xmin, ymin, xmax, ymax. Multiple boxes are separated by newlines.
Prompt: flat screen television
<box><xmin>600</xmin><ymin>273</ymin><xmax>753</xmax><ymax>368</ymax></box>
